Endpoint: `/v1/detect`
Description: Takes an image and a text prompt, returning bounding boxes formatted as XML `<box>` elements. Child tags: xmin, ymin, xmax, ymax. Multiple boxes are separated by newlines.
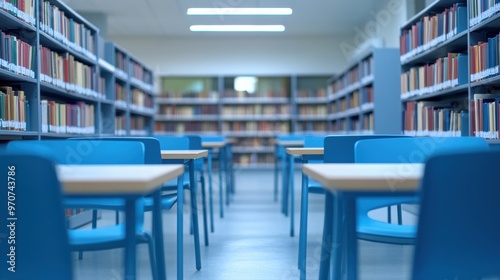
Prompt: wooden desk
<box><xmin>160</xmin><ymin>149</ymin><xmax>208</xmax><ymax>277</ymax></box>
<box><xmin>202</xmin><ymin>141</ymin><xmax>226</xmax><ymax>149</ymax></box>
<box><xmin>302</xmin><ymin>163</ymin><xmax>422</xmax><ymax>280</ymax></box>
<box><xmin>286</xmin><ymin>147</ymin><xmax>324</xmax><ymax>156</ymax></box>
<box><xmin>58</xmin><ymin>164</ymin><xmax>185</xmax><ymax>280</ymax></box>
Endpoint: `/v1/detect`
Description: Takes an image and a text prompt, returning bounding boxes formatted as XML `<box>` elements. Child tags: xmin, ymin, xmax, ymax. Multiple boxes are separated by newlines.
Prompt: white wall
<box><xmin>110</xmin><ymin>35</ymin><xmax>353</xmax><ymax>76</ymax></box>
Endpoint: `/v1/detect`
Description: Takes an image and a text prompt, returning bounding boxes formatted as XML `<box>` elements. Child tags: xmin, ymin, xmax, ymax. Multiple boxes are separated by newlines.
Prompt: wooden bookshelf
<box><xmin>328</xmin><ymin>48</ymin><xmax>401</xmax><ymax>135</ymax></box>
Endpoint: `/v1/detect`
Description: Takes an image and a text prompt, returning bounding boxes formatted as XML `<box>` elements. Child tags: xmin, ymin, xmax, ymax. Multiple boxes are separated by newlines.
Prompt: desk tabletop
<box><xmin>57</xmin><ymin>164</ymin><xmax>185</xmax><ymax>195</ymax></box>
<box><xmin>161</xmin><ymin>150</ymin><xmax>208</xmax><ymax>160</ymax></box>
<box><xmin>302</xmin><ymin>163</ymin><xmax>423</xmax><ymax>192</ymax></box>
<box><xmin>275</xmin><ymin>140</ymin><xmax>304</xmax><ymax>147</ymax></box>
<box><xmin>286</xmin><ymin>147</ymin><xmax>324</xmax><ymax>155</ymax></box>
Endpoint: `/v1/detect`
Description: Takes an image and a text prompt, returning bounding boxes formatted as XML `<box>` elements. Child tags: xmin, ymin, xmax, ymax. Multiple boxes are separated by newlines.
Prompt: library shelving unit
<box><xmin>328</xmin><ymin>48</ymin><xmax>401</xmax><ymax>135</ymax></box>
<box><xmin>221</xmin><ymin>76</ymin><xmax>292</xmax><ymax>168</ymax></box>
<box><xmin>400</xmin><ymin>0</ymin><xmax>469</xmax><ymax>137</ymax></box>
<box><xmin>104</xmin><ymin>41</ymin><xmax>154</xmax><ymax>136</ymax></box>
<box><xmin>292</xmin><ymin>75</ymin><xmax>330</xmax><ymax>134</ymax></box>
<box><xmin>468</xmin><ymin>0</ymin><xmax>500</xmax><ymax>139</ymax></box>
<box><xmin>0</xmin><ymin>0</ymin><xmax>155</xmax><ymax>226</ymax></box>
<box><xmin>154</xmin><ymin>76</ymin><xmax>220</xmax><ymax>135</ymax></box>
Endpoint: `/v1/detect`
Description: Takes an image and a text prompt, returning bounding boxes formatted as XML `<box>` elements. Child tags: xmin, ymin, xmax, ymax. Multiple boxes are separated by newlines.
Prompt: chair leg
<box><xmin>145</xmin><ymin>235</ymin><xmax>158</xmax><ymax>280</ymax></box>
<box><xmin>92</xmin><ymin>209</ymin><xmax>98</xmax><ymax>228</ymax></box>
<box><xmin>200</xmin><ymin>171</ymin><xmax>209</xmax><ymax>246</ymax></box>
<box><xmin>289</xmin><ymin>154</ymin><xmax>295</xmax><ymax>237</ymax></box>
<box><xmin>274</xmin><ymin>153</ymin><xmax>279</xmax><ymax>202</ymax></box>
<box><xmin>397</xmin><ymin>204</ymin><xmax>403</xmax><ymax>225</ymax></box>
<box><xmin>207</xmin><ymin>151</ymin><xmax>214</xmax><ymax>232</ymax></box>
<box><xmin>298</xmin><ymin>175</ymin><xmax>309</xmax><ymax>271</ymax></box>
<box><xmin>115</xmin><ymin>210</ymin><xmax>119</xmax><ymax>224</ymax></box>
<box><xmin>319</xmin><ymin>192</ymin><xmax>335</xmax><ymax>280</ymax></box>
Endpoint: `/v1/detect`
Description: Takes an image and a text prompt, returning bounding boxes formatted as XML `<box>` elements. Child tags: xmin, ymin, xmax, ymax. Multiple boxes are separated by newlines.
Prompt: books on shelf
<box><xmin>0</xmin><ymin>86</ymin><xmax>27</xmax><ymax>131</ymax></box>
<box><xmin>0</xmin><ymin>31</ymin><xmax>35</xmax><ymax>78</ymax></box>
<box><xmin>403</xmin><ymin>100</ymin><xmax>464</xmax><ymax>137</ymax></box>
<box><xmin>40</xmin><ymin>99</ymin><xmax>95</xmax><ymax>134</ymax></box>
<box><xmin>401</xmin><ymin>53</ymin><xmax>468</xmax><ymax>99</ymax></box>
<box><xmin>469</xmin><ymin>0</ymin><xmax>500</xmax><ymax>27</ymax></box>
<box><xmin>470</xmin><ymin>34</ymin><xmax>500</xmax><ymax>82</ymax></box>
<box><xmin>400</xmin><ymin>2</ymin><xmax>467</xmax><ymax>62</ymax></box>
<box><xmin>154</xmin><ymin>122</ymin><xmax>218</xmax><ymax>134</ymax></box>
<box><xmin>0</xmin><ymin>0</ymin><xmax>36</xmax><ymax>26</ymax></box>
<box><xmin>470</xmin><ymin>93</ymin><xmax>500</xmax><ymax>139</ymax></box>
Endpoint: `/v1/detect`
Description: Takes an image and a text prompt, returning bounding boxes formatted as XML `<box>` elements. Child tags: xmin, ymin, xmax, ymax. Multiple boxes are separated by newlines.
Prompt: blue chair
<box><xmin>154</xmin><ymin>135</ymin><xmax>203</xmax><ymax>270</ymax></box>
<box><xmin>0</xmin><ymin>154</ymin><xmax>73</xmax><ymax>280</ymax></box>
<box><xmin>273</xmin><ymin>134</ymin><xmax>304</xmax><ymax>215</ymax></box>
<box><xmin>5</xmin><ymin>140</ymin><xmax>159</xmax><ymax>279</ymax></box>
<box><xmin>314</xmin><ymin>134</ymin><xmax>407</xmax><ymax>279</ymax></box>
<box><xmin>200</xmin><ymin>135</ymin><xmax>227</xmax><ymax>218</ymax></box>
<box><xmin>354</xmin><ymin>137</ymin><xmax>490</xmax><ymax>244</ymax></box>
<box><xmin>412</xmin><ymin>149</ymin><xmax>500</xmax><ymax>279</ymax></box>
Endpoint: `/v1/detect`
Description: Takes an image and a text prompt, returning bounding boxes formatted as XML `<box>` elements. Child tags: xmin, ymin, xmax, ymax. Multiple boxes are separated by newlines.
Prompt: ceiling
<box><xmin>60</xmin><ymin>0</ymin><xmax>377</xmax><ymax>38</ymax></box>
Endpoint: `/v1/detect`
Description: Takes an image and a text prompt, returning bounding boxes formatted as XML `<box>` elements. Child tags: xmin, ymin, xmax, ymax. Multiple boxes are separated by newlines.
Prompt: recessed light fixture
<box><xmin>187</xmin><ymin>8</ymin><xmax>292</xmax><ymax>16</ymax></box>
<box><xmin>190</xmin><ymin>25</ymin><xmax>285</xmax><ymax>32</ymax></box>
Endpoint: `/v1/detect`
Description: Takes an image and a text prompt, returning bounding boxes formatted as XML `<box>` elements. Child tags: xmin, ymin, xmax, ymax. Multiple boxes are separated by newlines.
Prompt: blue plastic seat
<box><xmin>5</xmin><ymin>140</ymin><xmax>158</xmax><ymax>279</ymax></box>
<box><xmin>354</xmin><ymin>137</ymin><xmax>490</xmax><ymax>244</ymax></box>
<box><xmin>301</xmin><ymin>134</ymin><xmax>405</xmax><ymax>277</ymax></box>
<box><xmin>412</xmin><ymin>149</ymin><xmax>500</xmax><ymax>279</ymax></box>
<box><xmin>0</xmin><ymin>154</ymin><xmax>73</xmax><ymax>280</ymax></box>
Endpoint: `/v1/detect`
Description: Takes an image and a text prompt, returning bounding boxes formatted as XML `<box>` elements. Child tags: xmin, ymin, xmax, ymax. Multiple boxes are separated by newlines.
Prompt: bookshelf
<box><xmin>328</xmin><ymin>48</ymin><xmax>401</xmax><ymax>135</ymax></box>
<box><xmin>222</xmin><ymin>76</ymin><xmax>291</xmax><ymax>168</ymax></box>
<box><xmin>0</xmin><ymin>0</ymin><xmax>155</xmax><ymax>226</ymax></box>
<box><xmin>400</xmin><ymin>0</ymin><xmax>469</xmax><ymax>137</ymax></box>
<box><xmin>155</xmin><ymin>76</ymin><xmax>220</xmax><ymax>135</ymax></box>
<box><xmin>292</xmin><ymin>75</ymin><xmax>330</xmax><ymax>134</ymax></box>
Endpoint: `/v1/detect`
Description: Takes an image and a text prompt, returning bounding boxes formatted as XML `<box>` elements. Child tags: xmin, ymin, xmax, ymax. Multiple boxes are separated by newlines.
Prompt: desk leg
<box><xmin>344</xmin><ymin>195</ymin><xmax>357</xmax><ymax>280</ymax></box>
<box><xmin>207</xmin><ymin>150</ymin><xmax>214</xmax><ymax>232</ymax></box>
<box><xmin>332</xmin><ymin>194</ymin><xmax>344</xmax><ymax>280</ymax></box>
<box><xmin>224</xmin><ymin>146</ymin><xmax>230</xmax><ymax>206</ymax></box>
<box><xmin>153</xmin><ymin>189</ymin><xmax>166</xmax><ymax>280</ymax></box>
<box><xmin>289</xmin><ymin>154</ymin><xmax>295</xmax><ymax>237</ymax></box>
<box><xmin>273</xmin><ymin>144</ymin><xmax>279</xmax><ymax>202</ymax></box>
<box><xmin>282</xmin><ymin>153</ymin><xmax>289</xmax><ymax>216</ymax></box>
<box><xmin>298</xmin><ymin>172</ymin><xmax>308</xmax><ymax>272</ymax></box>
<box><xmin>124</xmin><ymin>197</ymin><xmax>137</xmax><ymax>280</ymax></box>
<box><xmin>219</xmin><ymin>149</ymin><xmax>224</xmax><ymax>218</ymax></box>
<box><xmin>319</xmin><ymin>192</ymin><xmax>334</xmax><ymax>280</ymax></box>
<box><xmin>189</xmin><ymin>160</ymin><xmax>202</xmax><ymax>270</ymax></box>
<box><xmin>176</xmin><ymin>177</ymin><xmax>184</xmax><ymax>280</ymax></box>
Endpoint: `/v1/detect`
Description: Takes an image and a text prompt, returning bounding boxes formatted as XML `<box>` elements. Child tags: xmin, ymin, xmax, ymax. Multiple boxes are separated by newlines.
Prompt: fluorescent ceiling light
<box><xmin>187</xmin><ymin>8</ymin><xmax>292</xmax><ymax>15</ymax></box>
<box><xmin>190</xmin><ymin>25</ymin><xmax>285</xmax><ymax>32</ymax></box>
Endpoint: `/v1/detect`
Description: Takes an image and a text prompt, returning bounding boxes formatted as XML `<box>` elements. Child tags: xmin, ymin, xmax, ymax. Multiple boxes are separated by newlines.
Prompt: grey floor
<box><xmin>72</xmin><ymin>169</ymin><xmax>415</xmax><ymax>280</ymax></box>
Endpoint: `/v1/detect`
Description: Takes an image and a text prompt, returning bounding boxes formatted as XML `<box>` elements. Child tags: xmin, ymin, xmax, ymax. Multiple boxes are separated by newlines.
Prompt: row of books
<box><xmin>115</xmin><ymin>115</ymin><xmax>125</xmax><ymax>136</ymax></box>
<box><xmin>0</xmin><ymin>86</ymin><xmax>27</xmax><ymax>131</ymax></box>
<box><xmin>297</xmin><ymin>105</ymin><xmax>328</xmax><ymax>115</ymax></box>
<box><xmin>160</xmin><ymin>90</ymin><xmax>219</xmax><ymax>99</ymax></box>
<box><xmin>0</xmin><ymin>0</ymin><xmax>35</xmax><ymax>26</ymax></box>
<box><xmin>40</xmin><ymin>45</ymin><xmax>98</xmax><ymax>97</ymax></box>
<box><xmin>233</xmin><ymin>137</ymin><xmax>273</xmax><ymax>148</ymax></box>
<box><xmin>471</xmin><ymin>93</ymin><xmax>500</xmax><ymax>139</ymax></box>
<box><xmin>330</xmin><ymin>66</ymin><xmax>359</xmax><ymax>93</ymax></box>
<box><xmin>131</xmin><ymin>88</ymin><xmax>153</xmax><ymax>109</ymax></box>
<box><xmin>222</xmin><ymin>89</ymin><xmax>289</xmax><ymax>98</ymax></box>
<box><xmin>469</xmin><ymin>33</ymin><xmax>500</xmax><ymax>82</ymax></box>
<box><xmin>331</xmin><ymin>91</ymin><xmax>361</xmax><ymax>113</ymax></box>
<box><xmin>40</xmin><ymin>99</ymin><xmax>95</xmax><ymax>134</ymax></box>
<box><xmin>130</xmin><ymin>115</ymin><xmax>148</xmax><ymax>131</ymax></box>
<box><xmin>0</xmin><ymin>31</ymin><xmax>35</xmax><ymax>78</ymax></box>
<box><xmin>362</xmin><ymin>113</ymin><xmax>374</xmax><ymax>131</ymax></box>
<box><xmin>297</xmin><ymin>88</ymin><xmax>327</xmax><ymax>98</ymax></box>
<box><xmin>400</xmin><ymin>3</ymin><xmax>467</xmax><ymax>61</ymax></box>
<box><xmin>154</xmin><ymin>122</ymin><xmax>218</xmax><ymax>134</ymax></box>
<box><xmin>130</xmin><ymin>59</ymin><xmax>148</xmax><ymax>82</ymax></box>
<box><xmin>296</xmin><ymin>122</ymin><xmax>328</xmax><ymax>132</ymax></box>
<box><xmin>115</xmin><ymin>83</ymin><xmax>125</xmax><ymax>101</ymax></box>
<box><xmin>158</xmin><ymin>105</ymin><xmax>219</xmax><ymax>116</ymax></box>
<box><xmin>222</xmin><ymin>121</ymin><xmax>290</xmax><ymax>133</ymax></box>
<box><xmin>401</xmin><ymin>53</ymin><xmax>468</xmax><ymax>99</ymax></box>
<box><xmin>40</xmin><ymin>0</ymin><xmax>95</xmax><ymax>59</ymax></box>
<box><xmin>403</xmin><ymin>100</ymin><xmax>464</xmax><ymax>137</ymax></box>
<box><xmin>221</xmin><ymin>104</ymin><xmax>290</xmax><ymax>115</ymax></box>
<box><xmin>115</xmin><ymin>50</ymin><xmax>127</xmax><ymax>72</ymax></box>
<box><xmin>469</xmin><ymin>0</ymin><xmax>500</xmax><ymax>27</ymax></box>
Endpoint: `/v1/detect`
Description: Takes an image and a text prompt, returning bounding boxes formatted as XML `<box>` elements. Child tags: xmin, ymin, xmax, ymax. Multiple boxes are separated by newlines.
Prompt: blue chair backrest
<box><xmin>412</xmin><ymin>150</ymin><xmax>500</xmax><ymax>279</ymax></box>
<box><xmin>154</xmin><ymin>135</ymin><xmax>190</xmax><ymax>166</ymax></box>
<box><xmin>6</xmin><ymin>140</ymin><xmax>145</xmax><ymax>165</ymax></box>
<box><xmin>200</xmin><ymin>135</ymin><xmax>225</xmax><ymax>142</ymax></box>
<box><xmin>323</xmin><ymin>134</ymin><xmax>407</xmax><ymax>163</ymax></box>
<box><xmin>187</xmin><ymin>135</ymin><xmax>205</xmax><ymax>170</ymax></box>
<box><xmin>303</xmin><ymin>135</ymin><xmax>325</xmax><ymax>148</ymax></box>
<box><xmin>354</xmin><ymin>137</ymin><xmax>490</xmax><ymax>163</ymax></box>
<box><xmin>0</xmin><ymin>154</ymin><xmax>72</xmax><ymax>279</ymax></box>
<box><xmin>68</xmin><ymin>137</ymin><xmax>162</xmax><ymax>164</ymax></box>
